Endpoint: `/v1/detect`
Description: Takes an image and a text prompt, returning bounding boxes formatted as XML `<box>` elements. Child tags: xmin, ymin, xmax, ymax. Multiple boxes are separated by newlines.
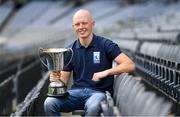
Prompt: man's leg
<box><xmin>84</xmin><ymin>89</ymin><xmax>106</xmax><ymax>116</ymax></box>
<box><xmin>44</xmin><ymin>89</ymin><xmax>84</xmax><ymax>116</ymax></box>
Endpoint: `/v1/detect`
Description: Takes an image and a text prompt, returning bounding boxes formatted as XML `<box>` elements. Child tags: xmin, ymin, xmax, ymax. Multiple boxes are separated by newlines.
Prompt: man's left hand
<box><xmin>92</xmin><ymin>70</ymin><xmax>109</xmax><ymax>82</ymax></box>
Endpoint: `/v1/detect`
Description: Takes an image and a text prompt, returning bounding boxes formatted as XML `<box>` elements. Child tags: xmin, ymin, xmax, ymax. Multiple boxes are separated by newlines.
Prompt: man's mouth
<box><xmin>79</xmin><ymin>29</ymin><xmax>86</xmax><ymax>34</ymax></box>
<box><xmin>80</xmin><ymin>31</ymin><xmax>85</xmax><ymax>35</ymax></box>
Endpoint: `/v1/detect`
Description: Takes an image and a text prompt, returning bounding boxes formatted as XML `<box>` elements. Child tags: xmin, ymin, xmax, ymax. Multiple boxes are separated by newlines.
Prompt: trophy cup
<box><xmin>39</xmin><ymin>48</ymin><xmax>73</xmax><ymax>97</ymax></box>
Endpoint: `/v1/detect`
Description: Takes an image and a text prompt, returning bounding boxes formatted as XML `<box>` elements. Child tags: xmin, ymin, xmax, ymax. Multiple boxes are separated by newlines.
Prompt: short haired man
<box><xmin>44</xmin><ymin>9</ymin><xmax>135</xmax><ymax>116</ymax></box>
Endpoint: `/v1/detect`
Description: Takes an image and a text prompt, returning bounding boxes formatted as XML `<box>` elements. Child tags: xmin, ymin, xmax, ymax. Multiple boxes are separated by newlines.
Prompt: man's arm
<box><xmin>92</xmin><ymin>53</ymin><xmax>135</xmax><ymax>81</ymax></box>
<box><xmin>50</xmin><ymin>71</ymin><xmax>71</xmax><ymax>85</ymax></box>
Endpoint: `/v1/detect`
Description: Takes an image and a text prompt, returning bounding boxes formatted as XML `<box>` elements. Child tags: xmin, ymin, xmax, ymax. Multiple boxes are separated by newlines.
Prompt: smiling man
<box><xmin>44</xmin><ymin>9</ymin><xmax>135</xmax><ymax>116</ymax></box>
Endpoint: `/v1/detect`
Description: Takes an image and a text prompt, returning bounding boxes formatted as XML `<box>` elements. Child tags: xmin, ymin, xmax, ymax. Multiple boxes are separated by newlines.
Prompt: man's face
<box><xmin>72</xmin><ymin>16</ymin><xmax>94</xmax><ymax>39</ymax></box>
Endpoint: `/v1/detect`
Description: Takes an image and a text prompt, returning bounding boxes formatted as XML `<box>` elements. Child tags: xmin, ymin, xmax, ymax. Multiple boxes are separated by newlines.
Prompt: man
<box><xmin>44</xmin><ymin>9</ymin><xmax>135</xmax><ymax>116</ymax></box>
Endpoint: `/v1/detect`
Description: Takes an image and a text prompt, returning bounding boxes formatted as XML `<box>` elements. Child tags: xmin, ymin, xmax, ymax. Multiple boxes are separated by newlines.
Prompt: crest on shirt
<box><xmin>93</xmin><ymin>52</ymin><xmax>100</xmax><ymax>63</ymax></box>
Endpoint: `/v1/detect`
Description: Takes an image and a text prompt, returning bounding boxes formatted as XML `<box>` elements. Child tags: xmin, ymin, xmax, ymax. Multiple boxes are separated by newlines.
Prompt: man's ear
<box><xmin>92</xmin><ymin>20</ymin><xmax>95</xmax><ymax>27</ymax></box>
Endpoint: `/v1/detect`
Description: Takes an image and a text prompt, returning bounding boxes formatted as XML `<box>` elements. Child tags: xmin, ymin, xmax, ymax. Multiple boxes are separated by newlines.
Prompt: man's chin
<box><xmin>79</xmin><ymin>35</ymin><xmax>87</xmax><ymax>39</ymax></box>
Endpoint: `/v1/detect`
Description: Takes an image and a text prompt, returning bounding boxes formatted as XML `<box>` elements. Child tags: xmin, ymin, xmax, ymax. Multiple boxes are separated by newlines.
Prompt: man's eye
<box><xmin>82</xmin><ymin>22</ymin><xmax>88</xmax><ymax>25</ymax></box>
<box><xmin>74</xmin><ymin>22</ymin><xmax>88</xmax><ymax>27</ymax></box>
<box><xmin>75</xmin><ymin>23</ymin><xmax>80</xmax><ymax>26</ymax></box>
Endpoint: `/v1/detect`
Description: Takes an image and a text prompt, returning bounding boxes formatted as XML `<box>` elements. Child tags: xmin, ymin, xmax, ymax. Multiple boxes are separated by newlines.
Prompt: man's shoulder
<box><xmin>95</xmin><ymin>35</ymin><xmax>114</xmax><ymax>45</ymax></box>
<box><xmin>66</xmin><ymin>40</ymin><xmax>78</xmax><ymax>49</ymax></box>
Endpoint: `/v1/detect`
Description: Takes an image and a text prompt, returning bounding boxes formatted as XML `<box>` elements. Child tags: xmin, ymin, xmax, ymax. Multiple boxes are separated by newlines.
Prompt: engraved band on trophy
<box><xmin>39</xmin><ymin>48</ymin><xmax>73</xmax><ymax>97</ymax></box>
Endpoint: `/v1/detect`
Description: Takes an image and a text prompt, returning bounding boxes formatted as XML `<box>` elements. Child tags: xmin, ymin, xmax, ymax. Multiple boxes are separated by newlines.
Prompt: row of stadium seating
<box><xmin>112</xmin><ymin>73</ymin><xmax>171</xmax><ymax>116</ymax></box>
<box><xmin>135</xmin><ymin>52</ymin><xmax>180</xmax><ymax>102</ymax></box>
<box><xmin>103</xmin><ymin>1</ymin><xmax>180</xmax><ymax>115</ymax></box>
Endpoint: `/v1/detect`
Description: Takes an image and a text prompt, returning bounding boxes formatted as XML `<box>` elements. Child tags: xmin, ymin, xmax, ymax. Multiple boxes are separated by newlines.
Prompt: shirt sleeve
<box><xmin>63</xmin><ymin>50</ymin><xmax>73</xmax><ymax>71</ymax></box>
<box><xmin>104</xmin><ymin>39</ymin><xmax>122</xmax><ymax>60</ymax></box>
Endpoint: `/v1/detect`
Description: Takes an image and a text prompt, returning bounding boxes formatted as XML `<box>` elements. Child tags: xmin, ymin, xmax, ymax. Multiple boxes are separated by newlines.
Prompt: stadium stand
<box><xmin>0</xmin><ymin>0</ymin><xmax>180</xmax><ymax>116</ymax></box>
<box><xmin>1</xmin><ymin>1</ymin><xmax>52</xmax><ymax>37</ymax></box>
<box><xmin>0</xmin><ymin>1</ymin><xmax>14</xmax><ymax>29</ymax></box>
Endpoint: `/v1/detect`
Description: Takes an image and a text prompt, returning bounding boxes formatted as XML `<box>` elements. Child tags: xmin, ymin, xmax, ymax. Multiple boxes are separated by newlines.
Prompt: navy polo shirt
<box><xmin>63</xmin><ymin>34</ymin><xmax>121</xmax><ymax>93</ymax></box>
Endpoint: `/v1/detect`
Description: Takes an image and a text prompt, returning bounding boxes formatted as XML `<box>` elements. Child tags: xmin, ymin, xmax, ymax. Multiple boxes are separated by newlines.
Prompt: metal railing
<box><xmin>0</xmin><ymin>56</ymin><xmax>43</xmax><ymax>116</ymax></box>
<box><xmin>11</xmin><ymin>72</ymin><xmax>49</xmax><ymax>116</ymax></box>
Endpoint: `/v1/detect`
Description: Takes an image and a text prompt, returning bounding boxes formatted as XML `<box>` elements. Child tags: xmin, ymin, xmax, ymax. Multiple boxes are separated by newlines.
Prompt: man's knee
<box><xmin>85</xmin><ymin>93</ymin><xmax>106</xmax><ymax>116</ymax></box>
<box><xmin>86</xmin><ymin>93</ymin><xmax>106</xmax><ymax>105</ymax></box>
<box><xmin>85</xmin><ymin>101</ymin><xmax>103</xmax><ymax>116</ymax></box>
<box><xmin>44</xmin><ymin>97</ymin><xmax>55</xmax><ymax>109</ymax></box>
<box><xmin>44</xmin><ymin>97</ymin><xmax>61</xmax><ymax>114</ymax></box>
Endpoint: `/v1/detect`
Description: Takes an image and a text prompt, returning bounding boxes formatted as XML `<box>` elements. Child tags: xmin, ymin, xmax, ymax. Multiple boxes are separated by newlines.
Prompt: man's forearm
<box><xmin>92</xmin><ymin>61</ymin><xmax>135</xmax><ymax>82</ymax></box>
<box><xmin>106</xmin><ymin>61</ymin><xmax>135</xmax><ymax>76</ymax></box>
<box><xmin>60</xmin><ymin>71</ymin><xmax>71</xmax><ymax>85</ymax></box>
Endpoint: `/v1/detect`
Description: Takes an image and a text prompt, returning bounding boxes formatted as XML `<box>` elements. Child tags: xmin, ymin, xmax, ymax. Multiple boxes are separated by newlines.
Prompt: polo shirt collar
<box><xmin>75</xmin><ymin>34</ymin><xmax>96</xmax><ymax>49</ymax></box>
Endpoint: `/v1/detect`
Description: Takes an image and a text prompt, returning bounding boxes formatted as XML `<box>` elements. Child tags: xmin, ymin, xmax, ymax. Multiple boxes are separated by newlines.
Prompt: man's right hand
<box><xmin>49</xmin><ymin>71</ymin><xmax>61</xmax><ymax>82</ymax></box>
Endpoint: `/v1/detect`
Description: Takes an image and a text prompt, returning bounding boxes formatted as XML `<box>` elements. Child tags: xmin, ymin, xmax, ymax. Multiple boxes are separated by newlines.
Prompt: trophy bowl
<box><xmin>47</xmin><ymin>81</ymin><xmax>69</xmax><ymax>97</ymax></box>
<box><xmin>39</xmin><ymin>48</ymin><xmax>73</xmax><ymax>98</ymax></box>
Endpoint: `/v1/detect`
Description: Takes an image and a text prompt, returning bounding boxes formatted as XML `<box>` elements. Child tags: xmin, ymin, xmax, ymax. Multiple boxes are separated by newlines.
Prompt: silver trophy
<box><xmin>39</xmin><ymin>48</ymin><xmax>73</xmax><ymax>97</ymax></box>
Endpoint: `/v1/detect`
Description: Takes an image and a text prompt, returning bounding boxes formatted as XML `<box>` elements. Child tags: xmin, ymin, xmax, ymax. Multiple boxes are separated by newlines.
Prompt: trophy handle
<box><xmin>64</xmin><ymin>48</ymin><xmax>73</xmax><ymax>67</ymax></box>
<box><xmin>38</xmin><ymin>47</ymin><xmax>49</xmax><ymax>69</ymax></box>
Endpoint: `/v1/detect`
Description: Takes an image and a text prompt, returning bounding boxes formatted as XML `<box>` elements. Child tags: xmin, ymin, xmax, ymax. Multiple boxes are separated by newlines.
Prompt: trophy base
<box><xmin>47</xmin><ymin>92</ymin><xmax>69</xmax><ymax>98</ymax></box>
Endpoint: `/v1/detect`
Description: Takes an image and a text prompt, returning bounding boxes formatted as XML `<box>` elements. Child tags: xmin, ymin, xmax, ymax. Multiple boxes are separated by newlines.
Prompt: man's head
<box><xmin>72</xmin><ymin>9</ymin><xmax>95</xmax><ymax>40</ymax></box>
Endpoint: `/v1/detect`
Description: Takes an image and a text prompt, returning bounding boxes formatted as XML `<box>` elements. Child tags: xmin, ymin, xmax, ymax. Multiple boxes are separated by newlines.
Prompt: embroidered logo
<box><xmin>93</xmin><ymin>52</ymin><xmax>100</xmax><ymax>63</ymax></box>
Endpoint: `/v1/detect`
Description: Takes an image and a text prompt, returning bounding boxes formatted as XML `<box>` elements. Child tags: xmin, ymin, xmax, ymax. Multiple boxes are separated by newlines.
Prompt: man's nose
<box><xmin>79</xmin><ymin>23</ymin><xmax>84</xmax><ymax>28</ymax></box>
